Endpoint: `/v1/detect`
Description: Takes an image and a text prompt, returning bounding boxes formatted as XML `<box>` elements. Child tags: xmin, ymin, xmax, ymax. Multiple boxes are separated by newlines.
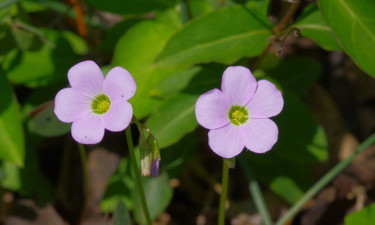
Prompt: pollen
<box><xmin>228</xmin><ymin>105</ymin><xmax>248</xmax><ymax>126</ymax></box>
<box><xmin>91</xmin><ymin>94</ymin><xmax>111</xmax><ymax>114</ymax></box>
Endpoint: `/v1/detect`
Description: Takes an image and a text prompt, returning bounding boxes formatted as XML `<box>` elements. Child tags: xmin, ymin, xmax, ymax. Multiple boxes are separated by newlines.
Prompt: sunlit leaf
<box><xmin>294</xmin><ymin>3</ymin><xmax>341</xmax><ymax>51</ymax></box>
<box><xmin>155</xmin><ymin>5</ymin><xmax>271</xmax><ymax>68</ymax></box>
<box><xmin>318</xmin><ymin>0</ymin><xmax>375</xmax><ymax>76</ymax></box>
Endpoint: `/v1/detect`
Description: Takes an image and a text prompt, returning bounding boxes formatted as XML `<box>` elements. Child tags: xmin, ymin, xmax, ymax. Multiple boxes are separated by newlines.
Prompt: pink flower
<box><xmin>54</xmin><ymin>60</ymin><xmax>136</xmax><ymax>144</ymax></box>
<box><xmin>195</xmin><ymin>66</ymin><xmax>284</xmax><ymax>158</ymax></box>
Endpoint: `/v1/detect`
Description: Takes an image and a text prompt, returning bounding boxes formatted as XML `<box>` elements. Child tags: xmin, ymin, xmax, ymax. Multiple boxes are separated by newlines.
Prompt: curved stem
<box><xmin>125</xmin><ymin>127</ymin><xmax>152</xmax><ymax>225</ymax></box>
<box><xmin>276</xmin><ymin>133</ymin><xmax>375</xmax><ymax>225</ymax></box>
<box><xmin>218</xmin><ymin>159</ymin><xmax>230</xmax><ymax>225</ymax></box>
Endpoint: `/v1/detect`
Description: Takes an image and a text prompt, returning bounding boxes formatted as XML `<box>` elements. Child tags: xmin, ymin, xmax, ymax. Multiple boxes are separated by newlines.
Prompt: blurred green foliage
<box><xmin>1</xmin><ymin>0</ymin><xmax>375</xmax><ymax>223</ymax></box>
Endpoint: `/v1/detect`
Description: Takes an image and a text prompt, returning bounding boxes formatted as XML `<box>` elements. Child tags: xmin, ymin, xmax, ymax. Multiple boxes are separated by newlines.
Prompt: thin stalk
<box><xmin>78</xmin><ymin>144</ymin><xmax>89</xmax><ymax>218</ymax></box>
<box><xmin>239</xmin><ymin>157</ymin><xmax>273</xmax><ymax>225</ymax></box>
<box><xmin>276</xmin><ymin>133</ymin><xmax>375</xmax><ymax>225</ymax></box>
<box><xmin>218</xmin><ymin>159</ymin><xmax>229</xmax><ymax>225</ymax></box>
<box><xmin>125</xmin><ymin>127</ymin><xmax>152</xmax><ymax>225</ymax></box>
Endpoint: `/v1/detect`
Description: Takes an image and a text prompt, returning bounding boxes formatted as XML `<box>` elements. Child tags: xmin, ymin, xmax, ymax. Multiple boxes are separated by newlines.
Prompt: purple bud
<box><xmin>151</xmin><ymin>159</ymin><xmax>160</xmax><ymax>177</ymax></box>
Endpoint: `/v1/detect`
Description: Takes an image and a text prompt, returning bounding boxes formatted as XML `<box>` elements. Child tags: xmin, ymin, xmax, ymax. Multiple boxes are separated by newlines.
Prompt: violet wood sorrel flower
<box><xmin>195</xmin><ymin>66</ymin><xmax>284</xmax><ymax>158</ymax></box>
<box><xmin>54</xmin><ymin>60</ymin><xmax>136</xmax><ymax>144</ymax></box>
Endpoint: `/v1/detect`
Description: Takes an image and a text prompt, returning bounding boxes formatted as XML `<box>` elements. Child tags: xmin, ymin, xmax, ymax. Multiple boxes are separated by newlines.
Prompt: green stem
<box><xmin>78</xmin><ymin>144</ymin><xmax>89</xmax><ymax>217</ymax></box>
<box><xmin>125</xmin><ymin>127</ymin><xmax>152</xmax><ymax>225</ymax></box>
<box><xmin>239</xmin><ymin>157</ymin><xmax>273</xmax><ymax>225</ymax></box>
<box><xmin>276</xmin><ymin>133</ymin><xmax>375</xmax><ymax>225</ymax></box>
<box><xmin>218</xmin><ymin>159</ymin><xmax>229</xmax><ymax>225</ymax></box>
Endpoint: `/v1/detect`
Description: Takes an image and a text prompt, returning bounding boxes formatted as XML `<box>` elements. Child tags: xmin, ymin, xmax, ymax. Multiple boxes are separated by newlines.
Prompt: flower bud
<box><xmin>147</xmin><ymin>135</ymin><xmax>161</xmax><ymax>177</ymax></box>
<box><xmin>140</xmin><ymin>141</ymin><xmax>152</xmax><ymax>177</ymax></box>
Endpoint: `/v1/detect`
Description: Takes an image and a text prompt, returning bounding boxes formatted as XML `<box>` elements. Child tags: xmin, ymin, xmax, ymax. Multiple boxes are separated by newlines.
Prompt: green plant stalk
<box><xmin>125</xmin><ymin>127</ymin><xmax>152</xmax><ymax>225</ymax></box>
<box><xmin>276</xmin><ymin>133</ymin><xmax>375</xmax><ymax>225</ymax></box>
<box><xmin>218</xmin><ymin>159</ymin><xmax>230</xmax><ymax>225</ymax></box>
<box><xmin>78</xmin><ymin>144</ymin><xmax>89</xmax><ymax>217</ymax></box>
<box><xmin>239</xmin><ymin>157</ymin><xmax>273</xmax><ymax>225</ymax></box>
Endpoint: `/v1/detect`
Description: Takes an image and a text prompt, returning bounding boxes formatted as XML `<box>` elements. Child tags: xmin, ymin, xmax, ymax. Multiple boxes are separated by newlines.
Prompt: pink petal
<box><xmin>240</xmin><ymin>118</ymin><xmax>278</xmax><ymax>154</ymax></box>
<box><xmin>103</xmin><ymin>67</ymin><xmax>136</xmax><ymax>101</ymax></box>
<box><xmin>208</xmin><ymin>124</ymin><xmax>244</xmax><ymax>158</ymax></box>
<box><xmin>68</xmin><ymin>60</ymin><xmax>104</xmax><ymax>97</ymax></box>
<box><xmin>246</xmin><ymin>80</ymin><xmax>284</xmax><ymax>118</ymax></box>
<box><xmin>103</xmin><ymin>100</ymin><xmax>133</xmax><ymax>132</ymax></box>
<box><xmin>221</xmin><ymin>66</ymin><xmax>257</xmax><ymax>105</ymax></box>
<box><xmin>195</xmin><ymin>89</ymin><xmax>231</xmax><ymax>130</ymax></box>
<box><xmin>71</xmin><ymin>114</ymin><xmax>105</xmax><ymax>144</ymax></box>
<box><xmin>54</xmin><ymin>88</ymin><xmax>91</xmax><ymax>123</ymax></box>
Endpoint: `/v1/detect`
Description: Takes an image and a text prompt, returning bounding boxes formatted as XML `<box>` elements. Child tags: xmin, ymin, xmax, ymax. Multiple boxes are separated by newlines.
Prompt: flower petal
<box><xmin>54</xmin><ymin>88</ymin><xmax>91</xmax><ymax>123</ymax></box>
<box><xmin>246</xmin><ymin>80</ymin><xmax>284</xmax><ymax>118</ymax></box>
<box><xmin>103</xmin><ymin>67</ymin><xmax>136</xmax><ymax>101</ymax></box>
<box><xmin>71</xmin><ymin>114</ymin><xmax>105</xmax><ymax>144</ymax></box>
<box><xmin>208</xmin><ymin>124</ymin><xmax>244</xmax><ymax>158</ymax></box>
<box><xmin>195</xmin><ymin>89</ymin><xmax>231</xmax><ymax>129</ymax></box>
<box><xmin>240</xmin><ymin>118</ymin><xmax>278</xmax><ymax>154</ymax></box>
<box><xmin>221</xmin><ymin>66</ymin><xmax>257</xmax><ymax>105</ymax></box>
<box><xmin>68</xmin><ymin>60</ymin><xmax>104</xmax><ymax>97</ymax></box>
<box><xmin>103</xmin><ymin>100</ymin><xmax>133</xmax><ymax>132</ymax></box>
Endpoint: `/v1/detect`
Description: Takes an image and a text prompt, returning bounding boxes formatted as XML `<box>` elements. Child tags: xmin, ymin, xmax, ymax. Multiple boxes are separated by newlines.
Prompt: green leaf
<box><xmin>146</xmin><ymin>93</ymin><xmax>198</xmax><ymax>148</ymax></box>
<box><xmin>112</xmin><ymin>20</ymin><xmax>183</xmax><ymax>118</ymax></box>
<box><xmin>273</xmin><ymin>92</ymin><xmax>328</xmax><ymax>163</ymax></box>
<box><xmin>264</xmin><ymin>56</ymin><xmax>322</xmax><ymax>96</ymax></box>
<box><xmin>28</xmin><ymin>105</ymin><xmax>70</xmax><ymax>137</ymax></box>
<box><xmin>294</xmin><ymin>3</ymin><xmax>341</xmax><ymax>51</ymax></box>
<box><xmin>101</xmin><ymin>157</ymin><xmax>135</xmax><ymax>212</ymax></box>
<box><xmin>113</xmin><ymin>201</ymin><xmax>131</xmax><ymax>225</ymax></box>
<box><xmin>3</xmin><ymin>29</ymin><xmax>80</xmax><ymax>87</ymax></box>
<box><xmin>240</xmin><ymin>152</ymin><xmax>310</xmax><ymax>204</ymax></box>
<box><xmin>150</xmin><ymin>66</ymin><xmax>202</xmax><ymax>98</ymax></box>
<box><xmin>0</xmin><ymin>74</ymin><xmax>24</xmax><ymax>166</ymax></box>
<box><xmin>318</xmin><ymin>0</ymin><xmax>375</xmax><ymax>76</ymax></box>
<box><xmin>86</xmin><ymin>0</ymin><xmax>176</xmax><ymax>15</ymax></box>
<box><xmin>133</xmin><ymin>173</ymin><xmax>173</xmax><ymax>224</ymax></box>
<box><xmin>345</xmin><ymin>203</ymin><xmax>375</xmax><ymax>225</ymax></box>
<box><xmin>155</xmin><ymin>5</ymin><xmax>271</xmax><ymax>68</ymax></box>
<box><xmin>161</xmin><ymin>133</ymin><xmax>199</xmax><ymax>178</ymax></box>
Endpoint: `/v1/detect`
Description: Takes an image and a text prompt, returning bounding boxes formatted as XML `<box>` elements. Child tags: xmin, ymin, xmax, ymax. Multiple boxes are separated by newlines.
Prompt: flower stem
<box><xmin>276</xmin><ymin>133</ymin><xmax>375</xmax><ymax>225</ymax></box>
<box><xmin>78</xmin><ymin>144</ymin><xmax>89</xmax><ymax>217</ymax></box>
<box><xmin>218</xmin><ymin>158</ymin><xmax>230</xmax><ymax>225</ymax></box>
<box><xmin>125</xmin><ymin>127</ymin><xmax>152</xmax><ymax>225</ymax></box>
<box><xmin>239</xmin><ymin>156</ymin><xmax>273</xmax><ymax>225</ymax></box>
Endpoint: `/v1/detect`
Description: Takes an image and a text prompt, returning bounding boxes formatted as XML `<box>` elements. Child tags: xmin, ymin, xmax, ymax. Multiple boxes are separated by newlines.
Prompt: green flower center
<box><xmin>91</xmin><ymin>94</ymin><xmax>111</xmax><ymax>114</ymax></box>
<box><xmin>228</xmin><ymin>105</ymin><xmax>248</xmax><ymax>126</ymax></box>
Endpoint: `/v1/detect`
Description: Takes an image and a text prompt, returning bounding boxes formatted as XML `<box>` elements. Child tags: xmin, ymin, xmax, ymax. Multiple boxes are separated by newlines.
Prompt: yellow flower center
<box><xmin>228</xmin><ymin>105</ymin><xmax>248</xmax><ymax>126</ymax></box>
<box><xmin>91</xmin><ymin>94</ymin><xmax>111</xmax><ymax>114</ymax></box>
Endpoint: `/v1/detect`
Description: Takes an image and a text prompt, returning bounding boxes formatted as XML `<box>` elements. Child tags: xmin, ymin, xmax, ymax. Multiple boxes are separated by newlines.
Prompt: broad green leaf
<box><xmin>294</xmin><ymin>3</ymin><xmax>341</xmax><ymax>51</ymax></box>
<box><xmin>265</xmin><ymin>56</ymin><xmax>322</xmax><ymax>96</ymax></box>
<box><xmin>161</xmin><ymin>133</ymin><xmax>199</xmax><ymax>178</ymax></box>
<box><xmin>318</xmin><ymin>0</ymin><xmax>375</xmax><ymax>76</ymax></box>
<box><xmin>28</xmin><ymin>105</ymin><xmax>70</xmax><ymax>137</ymax></box>
<box><xmin>3</xmin><ymin>29</ymin><xmax>79</xmax><ymax>87</ymax></box>
<box><xmin>345</xmin><ymin>203</ymin><xmax>375</xmax><ymax>225</ymax></box>
<box><xmin>155</xmin><ymin>5</ymin><xmax>272</xmax><ymax>68</ymax></box>
<box><xmin>0</xmin><ymin>0</ymin><xmax>20</xmax><ymax>10</ymax></box>
<box><xmin>150</xmin><ymin>66</ymin><xmax>202</xmax><ymax>98</ymax></box>
<box><xmin>0</xmin><ymin>161</ymin><xmax>21</xmax><ymax>190</ymax></box>
<box><xmin>239</xmin><ymin>153</ymin><xmax>310</xmax><ymax>204</ymax></box>
<box><xmin>113</xmin><ymin>201</ymin><xmax>131</xmax><ymax>225</ymax></box>
<box><xmin>101</xmin><ymin>157</ymin><xmax>135</xmax><ymax>212</ymax></box>
<box><xmin>133</xmin><ymin>173</ymin><xmax>173</xmax><ymax>224</ymax></box>
<box><xmin>86</xmin><ymin>0</ymin><xmax>176</xmax><ymax>15</ymax></box>
<box><xmin>146</xmin><ymin>93</ymin><xmax>198</xmax><ymax>148</ymax></box>
<box><xmin>112</xmin><ymin>20</ymin><xmax>183</xmax><ymax>118</ymax></box>
<box><xmin>273</xmin><ymin>92</ymin><xmax>328</xmax><ymax>163</ymax></box>
<box><xmin>101</xmin><ymin>18</ymin><xmax>141</xmax><ymax>53</ymax></box>
<box><xmin>0</xmin><ymin>74</ymin><xmax>24</xmax><ymax>166</ymax></box>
